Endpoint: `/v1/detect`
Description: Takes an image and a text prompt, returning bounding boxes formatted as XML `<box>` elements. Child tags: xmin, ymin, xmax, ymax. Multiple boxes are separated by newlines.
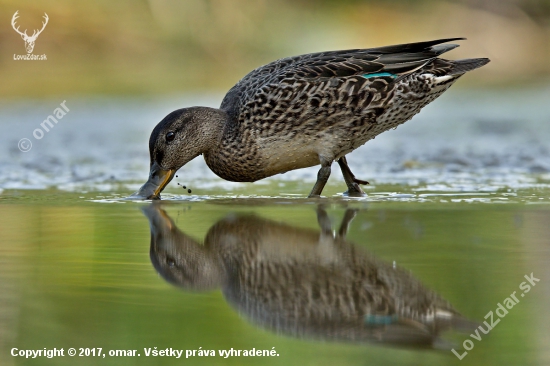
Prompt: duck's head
<box><xmin>143</xmin><ymin>204</ymin><xmax>223</xmax><ymax>291</ymax></box>
<box><xmin>132</xmin><ymin>107</ymin><xmax>226</xmax><ymax>200</ymax></box>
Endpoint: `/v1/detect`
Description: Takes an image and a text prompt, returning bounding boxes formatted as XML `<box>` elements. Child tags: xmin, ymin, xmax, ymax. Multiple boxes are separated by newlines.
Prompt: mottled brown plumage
<box><xmin>133</xmin><ymin>38</ymin><xmax>489</xmax><ymax>199</ymax></box>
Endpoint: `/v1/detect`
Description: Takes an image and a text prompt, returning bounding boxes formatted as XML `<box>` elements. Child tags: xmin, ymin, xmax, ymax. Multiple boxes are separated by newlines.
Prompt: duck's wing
<box><xmin>220</xmin><ymin>38</ymin><xmax>467</xmax><ymax>122</ymax></box>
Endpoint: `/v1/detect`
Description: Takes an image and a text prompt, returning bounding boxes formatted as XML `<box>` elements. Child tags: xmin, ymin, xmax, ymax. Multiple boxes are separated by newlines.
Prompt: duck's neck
<box><xmin>202</xmin><ymin>108</ymin><xmax>265</xmax><ymax>182</ymax></box>
<box><xmin>191</xmin><ymin>107</ymin><xmax>230</xmax><ymax>154</ymax></box>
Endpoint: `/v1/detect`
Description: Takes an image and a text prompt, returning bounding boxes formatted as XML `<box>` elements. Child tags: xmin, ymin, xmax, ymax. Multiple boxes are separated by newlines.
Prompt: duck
<box><xmin>143</xmin><ymin>204</ymin><xmax>478</xmax><ymax>348</ymax></box>
<box><xmin>133</xmin><ymin>38</ymin><xmax>489</xmax><ymax>199</ymax></box>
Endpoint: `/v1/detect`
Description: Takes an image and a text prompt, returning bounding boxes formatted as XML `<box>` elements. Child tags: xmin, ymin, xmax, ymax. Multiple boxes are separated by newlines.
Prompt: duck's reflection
<box><xmin>143</xmin><ymin>204</ymin><xmax>476</xmax><ymax>349</ymax></box>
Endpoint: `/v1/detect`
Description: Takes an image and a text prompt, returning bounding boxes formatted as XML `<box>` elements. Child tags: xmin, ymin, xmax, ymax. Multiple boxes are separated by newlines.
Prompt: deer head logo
<box><xmin>11</xmin><ymin>11</ymin><xmax>49</xmax><ymax>54</ymax></box>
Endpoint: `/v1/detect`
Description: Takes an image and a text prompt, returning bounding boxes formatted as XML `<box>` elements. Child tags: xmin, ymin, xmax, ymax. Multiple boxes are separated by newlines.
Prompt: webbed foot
<box><xmin>337</xmin><ymin>156</ymin><xmax>369</xmax><ymax>196</ymax></box>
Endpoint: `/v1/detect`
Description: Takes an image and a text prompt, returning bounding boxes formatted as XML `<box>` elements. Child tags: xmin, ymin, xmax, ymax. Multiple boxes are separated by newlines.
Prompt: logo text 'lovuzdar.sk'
<box><xmin>12</xmin><ymin>10</ymin><xmax>48</xmax><ymax>60</ymax></box>
<box><xmin>452</xmin><ymin>273</ymin><xmax>540</xmax><ymax>360</ymax></box>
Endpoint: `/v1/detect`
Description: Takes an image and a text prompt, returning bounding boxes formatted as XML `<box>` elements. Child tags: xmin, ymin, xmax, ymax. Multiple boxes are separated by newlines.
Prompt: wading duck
<box><xmin>143</xmin><ymin>205</ymin><xmax>477</xmax><ymax>348</ymax></box>
<box><xmin>134</xmin><ymin>38</ymin><xmax>489</xmax><ymax>199</ymax></box>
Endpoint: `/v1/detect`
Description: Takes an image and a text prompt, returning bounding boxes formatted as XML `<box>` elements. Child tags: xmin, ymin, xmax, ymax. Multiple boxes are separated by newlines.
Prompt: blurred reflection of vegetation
<box><xmin>1</xmin><ymin>0</ymin><xmax>549</xmax><ymax>95</ymax></box>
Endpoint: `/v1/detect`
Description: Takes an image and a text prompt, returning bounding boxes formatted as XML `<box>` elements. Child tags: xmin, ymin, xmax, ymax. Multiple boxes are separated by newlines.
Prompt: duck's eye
<box><xmin>166</xmin><ymin>257</ymin><xmax>176</xmax><ymax>268</ymax></box>
<box><xmin>166</xmin><ymin>132</ymin><xmax>175</xmax><ymax>142</ymax></box>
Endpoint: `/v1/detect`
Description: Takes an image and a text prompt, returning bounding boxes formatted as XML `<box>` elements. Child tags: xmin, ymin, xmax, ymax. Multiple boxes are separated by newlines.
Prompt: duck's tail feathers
<box><xmin>447</xmin><ymin>58</ymin><xmax>491</xmax><ymax>75</ymax></box>
<box><xmin>449</xmin><ymin>315</ymin><xmax>481</xmax><ymax>333</ymax></box>
<box><xmin>430</xmin><ymin>315</ymin><xmax>482</xmax><ymax>351</ymax></box>
<box><xmin>430</xmin><ymin>43</ymin><xmax>461</xmax><ymax>56</ymax></box>
<box><xmin>369</xmin><ymin>37</ymin><xmax>465</xmax><ymax>55</ymax></box>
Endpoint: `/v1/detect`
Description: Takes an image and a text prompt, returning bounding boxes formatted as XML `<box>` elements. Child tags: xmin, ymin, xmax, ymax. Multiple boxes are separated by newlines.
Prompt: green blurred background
<box><xmin>2</xmin><ymin>0</ymin><xmax>550</xmax><ymax>98</ymax></box>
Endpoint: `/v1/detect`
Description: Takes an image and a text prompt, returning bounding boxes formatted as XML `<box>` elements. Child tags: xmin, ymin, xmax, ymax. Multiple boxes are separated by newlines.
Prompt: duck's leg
<box><xmin>337</xmin><ymin>208</ymin><xmax>359</xmax><ymax>239</ymax></box>
<box><xmin>316</xmin><ymin>206</ymin><xmax>332</xmax><ymax>234</ymax></box>
<box><xmin>337</xmin><ymin>156</ymin><xmax>368</xmax><ymax>196</ymax></box>
<box><xmin>308</xmin><ymin>162</ymin><xmax>332</xmax><ymax>198</ymax></box>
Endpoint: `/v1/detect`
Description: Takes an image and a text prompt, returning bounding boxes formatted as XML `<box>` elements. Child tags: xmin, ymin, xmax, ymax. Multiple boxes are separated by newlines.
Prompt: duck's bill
<box><xmin>141</xmin><ymin>204</ymin><xmax>173</xmax><ymax>230</ymax></box>
<box><xmin>130</xmin><ymin>162</ymin><xmax>175</xmax><ymax>200</ymax></box>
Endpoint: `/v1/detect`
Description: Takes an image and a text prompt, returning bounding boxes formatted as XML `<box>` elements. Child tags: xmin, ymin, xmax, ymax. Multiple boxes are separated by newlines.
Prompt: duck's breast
<box><xmin>257</xmin><ymin>135</ymin><xmax>321</xmax><ymax>176</ymax></box>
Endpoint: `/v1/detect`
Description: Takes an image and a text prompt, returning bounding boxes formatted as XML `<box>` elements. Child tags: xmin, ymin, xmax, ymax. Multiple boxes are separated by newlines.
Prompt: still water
<box><xmin>1</xmin><ymin>189</ymin><xmax>549</xmax><ymax>366</ymax></box>
<box><xmin>1</xmin><ymin>88</ymin><xmax>549</xmax><ymax>365</ymax></box>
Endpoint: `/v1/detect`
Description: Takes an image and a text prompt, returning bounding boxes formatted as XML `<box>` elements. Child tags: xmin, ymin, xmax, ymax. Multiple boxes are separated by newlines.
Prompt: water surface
<box><xmin>1</xmin><ymin>88</ymin><xmax>550</xmax><ymax>365</ymax></box>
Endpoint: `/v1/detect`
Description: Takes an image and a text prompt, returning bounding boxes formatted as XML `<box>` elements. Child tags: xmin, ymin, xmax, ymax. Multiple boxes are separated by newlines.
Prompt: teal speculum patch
<box><xmin>364</xmin><ymin>314</ymin><xmax>399</xmax><ymax>325</ymax></box>
<box><xmin>362</xmin><ymin>72</ymin><xmax>397</xmax><ymax>79</ymax></box>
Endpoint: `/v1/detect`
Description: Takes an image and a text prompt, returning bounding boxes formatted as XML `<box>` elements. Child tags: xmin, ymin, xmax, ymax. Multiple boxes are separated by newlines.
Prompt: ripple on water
<box><xmin>1</xmin><ymin>88</ymin><xmax>550</xmax><ymax>198</ymax></box>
